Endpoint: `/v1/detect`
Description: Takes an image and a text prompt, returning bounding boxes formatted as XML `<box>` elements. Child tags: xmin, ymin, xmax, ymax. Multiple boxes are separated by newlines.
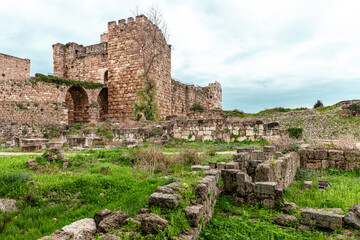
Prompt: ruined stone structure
<box><xmin>0</xmin><ymin>53</ymin><xmax>30</xmax><ymax>81</ymax></box>
<box><xmin>0</xmin><ymin>15</ymin><xmax>221</xmax><ymax>126</ymax></box>
<box><xmin>52</xmin><ymin>15</ymin><xmax>221</xmax><ymax>121</ymax></box>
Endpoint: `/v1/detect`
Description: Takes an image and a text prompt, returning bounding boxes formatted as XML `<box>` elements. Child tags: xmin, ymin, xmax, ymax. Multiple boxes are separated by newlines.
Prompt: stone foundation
<box><xmin>300</xmin><ymin>148</ymin><xmax>360</xmax><ymax>170</ymax></box>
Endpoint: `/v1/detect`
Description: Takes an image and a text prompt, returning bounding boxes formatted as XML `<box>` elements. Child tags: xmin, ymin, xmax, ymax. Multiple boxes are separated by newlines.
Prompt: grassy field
<box><xmin>0</xmin><ymin>152</ymin><xmax>170</xmax><ymax>240</ymax></box>
<box><xmin>285</xmin><ymin>168</ymin><xmax>360</xmax><ymax>212</ymax></box>
<box><xmin>2</xmin><ymin>141</ymin><xmax>360</xmax><ymax>239</ymax></box>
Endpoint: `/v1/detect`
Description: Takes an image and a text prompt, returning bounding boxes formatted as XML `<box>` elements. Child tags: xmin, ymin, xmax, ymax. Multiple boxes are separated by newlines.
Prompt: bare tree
<box><xmin>131</xmin><ymin>5</ymin><xmax>171</xmax><ymax>120</ymax></box>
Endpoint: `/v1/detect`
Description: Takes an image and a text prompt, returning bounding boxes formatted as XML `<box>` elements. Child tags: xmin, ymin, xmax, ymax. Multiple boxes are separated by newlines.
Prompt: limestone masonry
<box><xmin>0</xmin><ymin>53</ymin><xmax>30</xmax><ymax>81</ymax></box>
<box><xmin>0</xmin><ymin>15</ymin><xmax>221</xmax><ymax>123</ymax></box>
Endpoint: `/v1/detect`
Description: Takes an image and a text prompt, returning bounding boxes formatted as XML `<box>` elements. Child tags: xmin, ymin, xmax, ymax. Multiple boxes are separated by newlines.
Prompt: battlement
<box><xmin>107</xmin><ymin>15</ymin><xmax>149</xmax><ymax>31</ymax></box>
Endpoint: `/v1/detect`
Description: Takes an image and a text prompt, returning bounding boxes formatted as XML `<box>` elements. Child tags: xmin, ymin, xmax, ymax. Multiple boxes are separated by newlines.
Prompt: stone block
<box><xmin>94</xmin><ymin>209</ymin><xmax>112</xmax><ymax>228</ymax></box>
<box><xmin>62</xmin><ymin>218</ymin><xmax>97</xmax><ymax>239</ymax></box>
<box><xmin>209</xmin><ymin>162</ymin><xmax>217</xmax><ymax>169</ymax></box>
<box><xmin>251</xmin><ymin>150</ymin><xmax>264</xmax><ymax>160</ymax></box>
<box><xmin>140</xmin><ymin>213</ymin><xmax>168</xmax><ymax>234</ymax></box>
<box><xmin>328</xmin><ymin>150</ymin><xmax>344</xmax><ymax>161</ymax></box>
<box><xmin>97</xmin><ymin>211</ymin><xmax>129</xmax><ymax>233</ymax></box>
<box><xmin>255</xmin><ymin>182</ymin><xmax>277</xmax><ymax>199</ymax></box>
<box><xmin>226</xmin><ymin>162</ymin><xmax>239</xmax><ymax>169</ymax></box>
<box><xmin>303</xmin><ymin>181</ymin><xmax>312</xmax><ymax>189</ymax></box>
<box><xmin>148</xmin><ymin>192</ymin><xmax>180</xmax><ymax>209</ymax></box>
<box><xmin>315</xmin><ymin>149</ymin><xmax>328</xmax><ymax>160</ymax></box>
<box><xmin>217</xmin><ymin>162</ymin><xmax>226</xmax><ymax>170</ymax></box>
<box><xmin>300</xmin><ymin>208</ymin><xmax>343</xmax><ymax>230</ymax></box>
<box><xmin>234</xmin><ymin>152</ymin><xmax>250</xmax><ymax>162</ymax></box>
<box><xmin>263</xmin><ymin>146</ymin><xmax>276</xmax><ymax>153</ymax></box>
<box><xmin>185</xmin><ymin>204</ymin><xmax>204</xmax><ymax>227</ymax></box>
<box><xmin>321</xmin><ymin>160</ymin><xmax>330</xmax><ymax>169</ymax></box>
<box><xmin>204</xmin><ymin>169</ymin><xmax>221</xmax><ymax>182</ymax></box>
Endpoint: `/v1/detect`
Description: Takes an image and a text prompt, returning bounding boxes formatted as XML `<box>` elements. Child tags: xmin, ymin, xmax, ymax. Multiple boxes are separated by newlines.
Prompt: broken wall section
<box><xmin>0</xmin><ymin>53</ymin><xmax>30</xmax><ymax>81</ymax></box>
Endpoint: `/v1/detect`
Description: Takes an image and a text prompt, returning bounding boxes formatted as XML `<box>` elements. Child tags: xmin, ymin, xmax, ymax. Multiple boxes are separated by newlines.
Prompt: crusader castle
<box><xmin>0</xmin><ymin>15</ymin><xmax>221</xmax><ymax>124</ymax></box>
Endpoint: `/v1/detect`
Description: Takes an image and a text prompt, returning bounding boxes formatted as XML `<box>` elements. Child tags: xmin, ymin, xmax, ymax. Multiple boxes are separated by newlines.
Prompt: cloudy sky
<box><xmin>1</xmin><ymin>0</ymin><xmax>360</xmax><ymax>112</ymax></box>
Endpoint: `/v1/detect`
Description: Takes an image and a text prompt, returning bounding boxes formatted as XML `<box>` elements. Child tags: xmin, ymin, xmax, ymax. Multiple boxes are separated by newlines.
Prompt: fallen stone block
<box><xmin>300</xmin><ymin>208</ymin><xmax>343</xmax><ymax>230</ymax></box>
<box><xmin>140</xmin><ymin>213</ymin><xmax>168</xmax><ymax>234</ymax></box>
<box><xmin>94</xmin><ymin>209</ymin><xmax>112</xmax><ymax>228</ymax></box>
<box><xmin>98</xmin><ymin>211</ymin><xmax>129</xmax><ymax>233</ymax></box>
<box><xmin>318</xmin><ymin>180</ymin><xmax>331</xmax><ymax>189</ymax></box>
<box><xmin>0</xmin><ymin>198</ymin><xmax>17</xmax><ymax>212</ymax></box>
<box><xmin>272</xmin><ymin>214</ymin><xmax>298</xmax><ymax>227</ymax></box>
<box><xmin>61</xmin><ymin>218</ymin><xmax>96</xmax><ymax>240</ymax></box>
<box><xmin>303</xmin><ymin>181</ymin><xmax>312</xmax><ymax>189</ymax></box>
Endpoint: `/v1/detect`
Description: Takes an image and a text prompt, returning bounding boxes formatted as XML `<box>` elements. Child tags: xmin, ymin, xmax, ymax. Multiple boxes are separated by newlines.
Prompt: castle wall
<box><xmin>171</xmin><ymin>80</ymin><xmax>222</xmax><ymax>116</ymax></box>
<box><xmin>53</xmin><ymin>42</ymin><xmax>108</xmax><ymax>83</ymax></box>
<box><xmin>107</xmin><ymin>16</ymin><xmax>172</xmax><ymax>120</ymax></box>
<box><xmin>50</xmin><ymin>15</ymin><xmax>221</xmax><ymax>121</ymax></box>
<box><xmin>0</xmin><ymin>79</ymin><xmax>103</xmax><ymax>125</ymax></box>
<box><xmin>0</xmin><ymin>53</ymin><xmax>30</xmax><ymax>81</ymax></box>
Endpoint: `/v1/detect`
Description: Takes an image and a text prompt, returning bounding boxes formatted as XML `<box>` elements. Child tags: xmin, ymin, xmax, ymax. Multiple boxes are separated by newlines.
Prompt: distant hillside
<box><xmin>224</xmin><ymin>103</ymin><xmax>360</xmax><ymax>140</ymax></box>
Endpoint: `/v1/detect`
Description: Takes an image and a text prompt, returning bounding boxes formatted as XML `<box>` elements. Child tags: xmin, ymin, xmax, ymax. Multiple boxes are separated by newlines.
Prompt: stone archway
<box><xmin>97</xmin><ymin>88</ymin><xmax>108</xmax><ymax>122</ymax></box>
<box><xmin>65</xmin><ymin>86</ymin><xmax>90</xmax><ymax>124</ymax></box>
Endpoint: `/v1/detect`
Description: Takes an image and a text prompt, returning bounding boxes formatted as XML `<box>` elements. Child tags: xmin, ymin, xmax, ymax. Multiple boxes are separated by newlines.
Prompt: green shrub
<box><xmin>287</xmin><ymin>128</ymin><xmax>303</xmax><ymax>139</ymax></box>
<box><xmin>313</xmin><ymin>100</ymin><xmax>324</xmax><ymax>108</ymax></box>
<box><xmin>349</xmin><ymin>103</ymin><xmax>360</xmax><ymax>116</ymax></box>
<box><xmin>190</xmin><ymin>103</ymin><xmax>205</xmax><ymax>111</ymax></box>
<box><xmin>34</xmin><ymin>74</ymin><xmax>103</xmax><ymax>89</ymax></box>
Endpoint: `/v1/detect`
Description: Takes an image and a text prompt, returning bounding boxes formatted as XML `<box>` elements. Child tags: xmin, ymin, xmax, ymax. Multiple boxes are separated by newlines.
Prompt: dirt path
<box><xmin>0</xmin><ymin>152</ymin><xmax>41</xmax><ymax>156</ymax></box>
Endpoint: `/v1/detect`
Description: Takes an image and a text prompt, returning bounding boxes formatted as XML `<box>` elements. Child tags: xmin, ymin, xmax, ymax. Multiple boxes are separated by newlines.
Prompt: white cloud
<box><xmin>1</xmin><ymin>0</ymin><xmax>360</xmax><ymax>110</ymax></box>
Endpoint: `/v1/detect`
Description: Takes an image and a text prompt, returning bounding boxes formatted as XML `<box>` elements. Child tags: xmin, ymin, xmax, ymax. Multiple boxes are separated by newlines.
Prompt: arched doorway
<box><xmin>97</xmin><ymin>88</ymin><xmax>108</xmax><ymax>122</ymax></box>
<box><xmin>65</xmin><ymin>86</ymin><xmax>90</xmax><ymax>124</ymax></box>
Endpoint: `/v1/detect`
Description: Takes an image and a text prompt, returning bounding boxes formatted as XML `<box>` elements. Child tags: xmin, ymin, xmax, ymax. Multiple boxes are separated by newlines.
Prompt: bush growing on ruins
<box><xmin>313</xmin><ymin>100</ymin><xmax>324</xmax><ymax>108</ymax></box>
<box><xmin>34</xmin><ymin>74</ymin><xmax>103</xmax><ymax>89</ymax></box>
<box><xmin>133</xmin><ymin>75</ymin><xmax>160</xmax><ymax>121</ymax></box>
<box><xmin>190</xmin><ymin>103</ymin><xmax>206</xmax><ymax>111</ymax></box>
<box><xmin>131</xmin><ymin>5</ymin><xmax>171</xmax><ymax>121</ymax></box>
<box><xmin>349</xmin><ymin>103</ymin><xmax>360</xmax><ymax>116</ymax></box>
<box><xmin>287</xmin><ymin>128</ymin><xmax>303</xmax><ymax>139</ymax></box>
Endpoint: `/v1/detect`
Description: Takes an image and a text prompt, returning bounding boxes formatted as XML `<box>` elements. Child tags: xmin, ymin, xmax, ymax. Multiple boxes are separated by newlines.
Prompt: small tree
<box><xmin>313</xmin><ymin>100</ymin><xmax>324</xmax><ymax>108</ymax></box>
<box><xmin>132</xmin><ymin>5</ymin><xmax>171</xmax><ymax>120</ymax></box>
<box><xmin>134</xmin><ymin>74</ymin><xmax>160</xmax><ymax>120</ymax></box>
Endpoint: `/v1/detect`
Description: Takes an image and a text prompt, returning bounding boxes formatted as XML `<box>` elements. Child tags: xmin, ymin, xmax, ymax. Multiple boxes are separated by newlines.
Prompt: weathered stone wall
<box><xmin>53</xmin><ymin>42</ymin><xmax>108</xmax><ymax>83</ymax></box>
<box><xmin>52</xmin><ymin>15</ymin><xmax>221</xmax><ymax>121</ymax></box>
<box><xmin>0</xmin><ymin>53</ymin><xmax>30</xmax><ymax>81</ymax></box>
<box><xmin>210</xmin><ymin>146</ymin><xmax>298</xmax><ymax>189</ymax></box>
<box><xmin>222</xmin><ymin>169</ymin><xmax>284</xmax><ymax>208</ymax></box>
<box><xmin>169</xmin><ymin>119</ymin><xmax>280</xmax><ymax>142</ymax></box>
<box><xmin>0</xmin><ymin>119</ymin><xmax>64</xmax><ymax>140</ymax></box>
<box><xmin>106</xmin><ymin>16</ymin><xmax>172</xmax><ymax>120</ymax></box>
<box><xmin>300</xmin><ymin>148</ymin><xmax>360</xmax><ymax>170</ymax></box>
<box><xmin>171</xmin><ymin>80</ymin><xmax>222</xmax><ymax>116</ymax></box>
<box><xmin>110</xmin><ymin>120</ymin><xmax>280</xmax><ymax>143</ymax></box>
<box><xmin>0</xmin><ymin>79</ymin><xmax>104</xmax><ymax>126</ymax></box>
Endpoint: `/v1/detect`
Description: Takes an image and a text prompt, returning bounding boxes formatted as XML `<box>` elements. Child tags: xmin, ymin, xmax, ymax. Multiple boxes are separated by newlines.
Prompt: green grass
<box><xmin>285</xmin><ymin>168</ymin><xmax>360</xmax><ymax>212</ymax></box>
<box><xmin>0</xmin><ymin>153</ymin><xmax>169</xmax><ymax>240</ymax></box>
<box><xmin>199</xmin><ymin>196</ymin><xmax>330</xmax><ymax>240</ymax></box>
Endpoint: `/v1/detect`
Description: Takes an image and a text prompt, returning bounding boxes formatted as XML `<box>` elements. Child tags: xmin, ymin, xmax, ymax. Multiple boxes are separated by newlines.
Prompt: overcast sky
<box><xmin>1</xmin><ymin>0</ymin><xmax>360</xmax><ymax>112</ymax></box>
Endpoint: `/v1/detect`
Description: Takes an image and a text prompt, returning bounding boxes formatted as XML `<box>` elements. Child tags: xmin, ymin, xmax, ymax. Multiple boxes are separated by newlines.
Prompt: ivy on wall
<box><xmin>32</xmin><ymin>74</ymin><xmax>104</xmax><ymax>89</ymax></box>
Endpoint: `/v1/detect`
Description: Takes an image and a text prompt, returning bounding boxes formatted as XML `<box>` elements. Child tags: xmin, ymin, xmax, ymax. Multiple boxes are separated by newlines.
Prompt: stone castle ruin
<box><xmin>0</xmin><ymin>15</ymin><xmax>221</xmax><ymax>125</ymax></box>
